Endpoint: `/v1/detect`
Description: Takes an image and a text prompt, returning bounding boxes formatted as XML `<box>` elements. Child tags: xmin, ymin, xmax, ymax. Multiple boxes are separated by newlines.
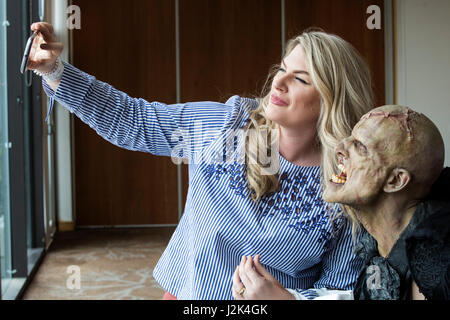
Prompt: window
<box><xmin>0</xmin><ymin>0</ymin><xmax>13</xmax><ymax>297</ymax></box>
<box><xmin>0</xmin><ymin>0</ymin><xmax>48</xmax><ymax>300</ymax></box>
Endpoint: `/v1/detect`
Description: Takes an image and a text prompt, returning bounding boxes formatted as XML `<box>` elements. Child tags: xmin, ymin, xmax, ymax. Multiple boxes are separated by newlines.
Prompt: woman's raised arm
<box><xmin>29</xmin><ymin>23</ymin><xmax>248</xmax><ymax>159</ymax></box>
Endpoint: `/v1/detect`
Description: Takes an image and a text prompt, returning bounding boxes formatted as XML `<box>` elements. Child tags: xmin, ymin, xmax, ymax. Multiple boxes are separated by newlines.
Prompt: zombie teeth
<box><xmin>338</xmin><ymin>164</ymin><xmax>347</xmax><ymax>176</ymax></box>
<box><xmin>332</xmin><ymin>163</ymin><xmax>347</xmax><ymax>184</ymax></box>
<box><xmin>332</xmin><ymin>174</ymin><xmax>346</xmax><ymax>184</ymax></box>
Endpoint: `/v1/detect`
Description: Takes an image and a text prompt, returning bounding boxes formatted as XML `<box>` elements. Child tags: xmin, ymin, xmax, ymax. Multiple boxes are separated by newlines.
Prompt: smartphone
<box><xmin>20</xmin><ymin>31</ymin><xmax>38</xmax><ymax>74</ymax></box>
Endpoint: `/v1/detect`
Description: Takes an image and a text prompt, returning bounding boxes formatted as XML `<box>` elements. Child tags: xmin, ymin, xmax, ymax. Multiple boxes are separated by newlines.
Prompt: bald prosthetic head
<box><xmin>323</xmin><ymin>105</ymin><xmax>445</xmax><ymax>207</ymax></box>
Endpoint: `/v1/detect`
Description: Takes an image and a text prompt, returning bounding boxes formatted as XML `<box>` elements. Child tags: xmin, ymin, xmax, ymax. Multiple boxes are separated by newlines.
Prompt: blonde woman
<box><xmin>29</xmin><ymin>22</ymin><xmax>374</xmax><ymax>300</ymax></box>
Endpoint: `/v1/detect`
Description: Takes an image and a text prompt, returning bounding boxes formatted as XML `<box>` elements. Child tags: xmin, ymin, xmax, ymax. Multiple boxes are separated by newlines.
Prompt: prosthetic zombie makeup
<box><xmin>323</xmin><ymin>105</ymin><xmax>444</xmax><ymax>207</ymax></box>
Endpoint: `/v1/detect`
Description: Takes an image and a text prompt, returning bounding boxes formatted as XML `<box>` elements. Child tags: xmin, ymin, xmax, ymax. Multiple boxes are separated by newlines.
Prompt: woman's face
<box><xmin>266</xmin><ymin>44</ymin><xmax>321</xmax><ymax>130</ymax></box>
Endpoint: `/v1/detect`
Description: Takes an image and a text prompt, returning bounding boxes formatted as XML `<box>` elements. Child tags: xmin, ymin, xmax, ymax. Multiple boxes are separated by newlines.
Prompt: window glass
<box><xmin>0</xmin><ymin>0</ymin><xmax>12</xmax><ymax>296</ymax></box>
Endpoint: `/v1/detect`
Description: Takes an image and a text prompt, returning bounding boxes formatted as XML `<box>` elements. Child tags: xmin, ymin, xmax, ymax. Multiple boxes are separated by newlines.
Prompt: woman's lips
<box><xmin>270</xmin><ymin>94</ymin><xmax>289</xmax><ymax>106</ymax></box>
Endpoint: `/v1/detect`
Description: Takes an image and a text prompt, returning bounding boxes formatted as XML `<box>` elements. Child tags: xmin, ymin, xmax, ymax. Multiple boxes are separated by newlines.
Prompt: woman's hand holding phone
<box><xmin>27</xmin><ymin>22</ymin><xmax>63</xmax><ymax>75</ymax></box>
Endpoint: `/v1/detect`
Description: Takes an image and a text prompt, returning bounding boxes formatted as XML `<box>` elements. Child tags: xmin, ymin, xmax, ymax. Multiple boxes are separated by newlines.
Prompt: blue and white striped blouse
<box><xmin>42</xmin><ymin>61</ymin><xmax>364</xmax><ymax>300</ymax></box>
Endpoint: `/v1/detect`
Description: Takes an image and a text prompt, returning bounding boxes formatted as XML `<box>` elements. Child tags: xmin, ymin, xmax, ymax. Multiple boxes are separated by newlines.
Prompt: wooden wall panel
<box><xmin>285</xmin><ymin>0</ymin><xmax>386</xmax><ymax>106</ymax></box>
<box><xmin>179</xmin><ymin>0</ymin><xmax>282</xmax><ymax>102</ymax></box>
<box><xmin>72</xmin><ymin>0</ymin><xmax>178</xmax><ymax>226</ymax></box>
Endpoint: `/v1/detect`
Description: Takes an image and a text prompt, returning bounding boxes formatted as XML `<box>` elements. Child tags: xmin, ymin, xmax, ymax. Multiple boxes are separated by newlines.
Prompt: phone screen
<box><xmin>20</xmin><ymin>31</ymin><xmax>38</xmax><ymax>74</ymax></box>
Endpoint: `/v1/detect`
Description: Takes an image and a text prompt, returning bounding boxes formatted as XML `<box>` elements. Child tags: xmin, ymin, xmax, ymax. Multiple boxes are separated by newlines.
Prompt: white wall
<box><xmin>396</xmin><ymin>0</ymin><xmax>450</xmax><ymax>166</ymax></box>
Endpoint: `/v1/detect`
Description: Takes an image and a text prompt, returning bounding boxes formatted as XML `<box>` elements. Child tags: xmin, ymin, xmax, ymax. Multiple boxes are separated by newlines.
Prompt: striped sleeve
<box><xmin>42</xmin><ymin>61</ymin><xmax>244</xmax><ymax>158</ymax></box>
<box><xmin>291</xmin><ymin>217</ymin><xmax>364</xmax><ymax>300</ymax></box>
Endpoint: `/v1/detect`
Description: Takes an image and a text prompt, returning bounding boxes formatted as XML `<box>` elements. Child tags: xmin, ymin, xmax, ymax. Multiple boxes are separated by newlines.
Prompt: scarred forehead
<box><xmin>351</xmin><ymin>106</ymin><xmax>423</xmax><ymax>160</ymax></box>
<box><xmin>352</xmin><ymin>105</ymin><xmax>444</xmax><ymax>193</ymax></box>
<box><xmin>359</xmin><ymin>106</ymin><xmax>420</xmax><ymax>140</ymax></box>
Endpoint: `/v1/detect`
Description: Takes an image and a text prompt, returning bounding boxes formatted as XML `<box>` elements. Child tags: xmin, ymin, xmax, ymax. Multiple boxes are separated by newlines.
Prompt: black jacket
<box><xmin>353</xmin><ymin>167</ymin><xmax>450</xmax><ymax>300</ymax></box>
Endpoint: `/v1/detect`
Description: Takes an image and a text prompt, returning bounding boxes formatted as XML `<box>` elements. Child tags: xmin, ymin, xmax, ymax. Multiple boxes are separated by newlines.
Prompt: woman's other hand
<box><xmin>28</xmin><ymin>22</ymin><xmax>63</xmax><ymax>74</ymax></box>
<box><xmin>232</xmin><ymin>255</ymin><xmax>295</xmax><ymax>300</ymax></box>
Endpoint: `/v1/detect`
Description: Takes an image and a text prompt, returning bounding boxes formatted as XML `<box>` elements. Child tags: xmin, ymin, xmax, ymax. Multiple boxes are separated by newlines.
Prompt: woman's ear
<box><xmin>383</xmin><ymin>168</ymin><xmax>411</xmax><ymax>193</ymax></box>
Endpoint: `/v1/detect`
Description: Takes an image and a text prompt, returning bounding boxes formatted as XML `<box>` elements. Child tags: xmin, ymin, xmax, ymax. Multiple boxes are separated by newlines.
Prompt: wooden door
<box><xmin>72</xmin><ymin>0</ymin><xmax>178</xmax><ymax>226</ymax></box>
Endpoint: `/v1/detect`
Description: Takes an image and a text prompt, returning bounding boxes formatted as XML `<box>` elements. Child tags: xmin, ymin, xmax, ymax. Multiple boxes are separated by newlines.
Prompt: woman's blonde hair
<box><xmin>244</xmin><ymin>29</ymin><xmax>375</xmax><ymax>234</ymax></box>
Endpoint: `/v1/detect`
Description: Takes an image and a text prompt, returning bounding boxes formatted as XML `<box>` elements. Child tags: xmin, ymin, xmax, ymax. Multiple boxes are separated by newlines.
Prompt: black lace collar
<box><xmin>354</xmin><ymin>203</ymin><xmax>430</xmax><ymax>299</ymax></box>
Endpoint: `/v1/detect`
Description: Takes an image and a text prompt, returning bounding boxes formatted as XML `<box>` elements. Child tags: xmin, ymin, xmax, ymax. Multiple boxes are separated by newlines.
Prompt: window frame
<box><xmin>1</xmin><ymin>0</ymin><xmax>46</xmax><ymax>300</ymax></box>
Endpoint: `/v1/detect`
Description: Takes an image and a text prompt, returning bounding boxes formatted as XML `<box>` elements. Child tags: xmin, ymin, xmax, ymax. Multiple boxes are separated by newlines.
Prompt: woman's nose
<box><xmin>274</xmin><ymin>74</ymin><xmax>288</xmax><ymax>92</ymax></box>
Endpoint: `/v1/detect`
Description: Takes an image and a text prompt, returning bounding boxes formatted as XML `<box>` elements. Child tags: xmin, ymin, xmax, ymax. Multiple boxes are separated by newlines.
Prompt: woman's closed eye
<box><xmin>277</xmin><ymin>67</ymin><xmax>309</xmax><ymax>85</ymax></box>
<box><xmin>295</xmin><ymin>76</ymin><xmax>308</xmax><ymax>85</ymax></box>
<box><xmin>277</xmin><ymin>67</ymin><xmax>286</xmax><ymax>74</ymax></box>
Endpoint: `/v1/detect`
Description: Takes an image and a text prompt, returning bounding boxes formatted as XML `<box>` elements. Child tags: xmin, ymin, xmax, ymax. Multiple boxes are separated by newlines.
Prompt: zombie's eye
<box><xmin>354</xmin><ymin>140</ymin><xmax>368</xmax><ymax>155</ymax></box>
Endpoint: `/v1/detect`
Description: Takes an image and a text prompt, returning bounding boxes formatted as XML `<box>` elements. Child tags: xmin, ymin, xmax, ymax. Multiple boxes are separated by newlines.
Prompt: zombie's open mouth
<box><xmin>331</xmin><ymin>163</ymin><xmax>347</xmax><ymax>184</ymax></box>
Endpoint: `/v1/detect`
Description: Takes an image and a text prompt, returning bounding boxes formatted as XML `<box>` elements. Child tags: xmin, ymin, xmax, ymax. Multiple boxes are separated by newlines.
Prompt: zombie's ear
<box><xmin>383</xmin><ymin>168</ymin><xmax>411</xmax><ymax>193</ymax></box>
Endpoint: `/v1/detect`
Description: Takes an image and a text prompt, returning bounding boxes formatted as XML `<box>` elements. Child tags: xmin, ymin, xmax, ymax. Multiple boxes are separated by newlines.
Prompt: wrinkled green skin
<box><xmin>323</xmin><ymin>105</ymin><xmax>445</xmax><ymax>260</ymax></box>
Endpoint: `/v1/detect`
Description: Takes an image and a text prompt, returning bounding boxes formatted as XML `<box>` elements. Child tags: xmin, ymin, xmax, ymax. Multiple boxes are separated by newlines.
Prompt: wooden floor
<box><xmin>22</xmin><ymin>227</ymin><xmax>175</xmax><ymax>300</ymax></box>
